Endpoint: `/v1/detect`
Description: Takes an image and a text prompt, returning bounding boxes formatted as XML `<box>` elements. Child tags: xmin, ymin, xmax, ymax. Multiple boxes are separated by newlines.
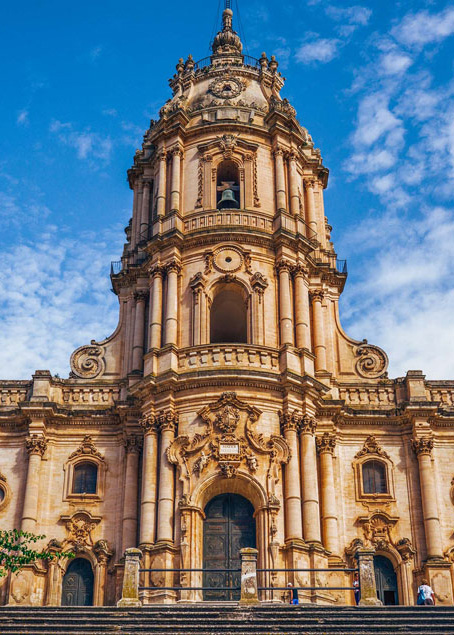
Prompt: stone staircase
<box><xmin>1</xmin><ymin>604</ymin><xmax>454</xmax><ymax>635</ymax></box>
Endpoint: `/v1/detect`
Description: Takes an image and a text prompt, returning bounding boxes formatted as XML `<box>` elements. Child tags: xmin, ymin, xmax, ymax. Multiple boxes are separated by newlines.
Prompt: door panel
<box><xmin>203</xmin><ymin>493</ymin><xmax>255</xmax><ymax>601</ymax></box>
<box><xmin>62</xmin><ymin>558</ymin><xmax>94</xmax><ymax>606</ymax></box>
<box><xmin>374</xmin><ymin>555</ymin><xmax>398</xmax><ymax>605</ymax></box>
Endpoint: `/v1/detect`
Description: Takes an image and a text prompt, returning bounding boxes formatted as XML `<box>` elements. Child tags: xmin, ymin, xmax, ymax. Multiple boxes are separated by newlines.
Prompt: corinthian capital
<box><xmin>134</xmin><ymin>291</ymin><xmax>148</xmax><ymax>302</ymax></box>
<box><xmin>299</xmin><ymin>415</ymin><xmax>317</xmax><ymax>435</ymax></box>
<box><xmin>275</xmin><ymin>259</ymin><xmax>293</xmax><ymax>274</ymax></box>
<box><xmin>169</xmin><ymin>146</ymin><xmax>184</xmax><ymax>158</ymax></box>
<box><xmin>124</xmin><ymin>434</ymin><xmax>143</xmax><ymax>454</ymax></box>
<box><xmin>165</xmin><ymin>260</ymin><xmax>182</xmax><ymax>275</ymax></box>
<box><xmin>316</xmin><ymin>432</ymin><xmax>336</xmax><ymax>455</ymax></box>
<box><xmin>157</xmin><ymin>409</ymin><xmax>179</xmax><ymax>433</ymax></box>
<box><xmin>26</xmin><ymin>434</ymin><xmax>47</xmax><ymax>457</ymax></box>
<box><xmin>139</xmin><ymin>415</ymin><xmax>159</xmax><ymax>434</ymax></box>
<box><xmin>148</xmin><ymin>264</ymin><xmax>165</xmax><ymax>279</ymax></box>
<box><xmin>279</xmin><ymin>410</ymin><xmax>300</xmax><ymax>433</ymax></box>
<box><xmin>310</xmin><ymin>290</ymin><xmax>324</xmax><ymax>303</ymax></box>
<box><xmin>292</xmin><ymin>263</ymin><xmax>309</xmax><ymax>279</ymax></box>
<box><xmin>412</xmin><ymin>436</ymin><xmax>434</xmax><ymax>456</ymax></box>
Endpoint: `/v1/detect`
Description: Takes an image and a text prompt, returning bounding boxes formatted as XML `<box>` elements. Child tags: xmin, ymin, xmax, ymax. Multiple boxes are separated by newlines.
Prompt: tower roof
<box><xmin>211</xmin><ymin>5</ymin><xmax>243</xmax><ymax>58</ymax></box>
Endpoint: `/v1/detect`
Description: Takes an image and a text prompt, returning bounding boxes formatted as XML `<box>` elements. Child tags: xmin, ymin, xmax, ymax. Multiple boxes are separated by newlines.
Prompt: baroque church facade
<box><xmin>1</xmin><ymin>5</ymin><xmax>454</xmax><ymax>608</ymax></box>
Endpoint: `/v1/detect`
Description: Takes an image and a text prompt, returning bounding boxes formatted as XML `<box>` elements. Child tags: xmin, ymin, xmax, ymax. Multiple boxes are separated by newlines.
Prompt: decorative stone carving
<box><xmin>316</xmin><ymin>432</ymin><xmax>336</xmax><ymax>455</ymax></box>
<box><xmin>61</xmin><ymin>510</ymin><xmax>102</xmax><ymax>550</ymax></box>
<box><xmin>209</xmin><ymin>78</ymin><xmax>245</xmax><ymax>100</ymax></box>
<box><xmin>25</xmin><ymin>434</ymin><xmax>47</xmax><ymax>457</ymax></box>
<box><xmin>165</xmin><ymin>260</ymin><xmax>182</xmax><ymax>275</ymax></box>
<box><xmin>124</xmin><ymin>435</ymin><xmax>143</xmax><ymax>454</ymax></box>
<box><xmin>357</xmin><ymin>511</ymin><xmax>398</xmax><ymax>548</ymax></box>
<box><xmin>269</xmin><ymin>95</ymin><xmax>296</xmax><ymax>118</ymax></box>
<box><xmin>70</xmin><ymin>343</ymin><xmax>106</xmax><ymax>379</ymax></box>
<box><xmin>354</xmin><ymin>342</ymin><xmax>389</xmax><ymax>379</ymax></box>
<box><xmin>139</xmin><ymin>415</ymin><xmax>159</xmax><ymax>434</ymax></box>
<box><xmin>0</xmin><ymin>470</ymin><xmax>11</xmax><ymax>511</ymax></box>
<box><xmin>213</xmin><ymin>247</ymin><xmax>243</xmax><ymax>273</ymax></box>
<box><xmin>69</xmin><ymin>435</ymin><xmax>103</xmax><ymax>461</ymax></box>
<box><xmin>396</xmin><ymin>538</ymin><xmax>416</xmax><ymax>562</ymax></box>
<box><xmin>355</xmin><ymin>436</ymin><xmax>390</xmax><ymax>460</ymax></box>
<box><xmin>450</xmin><ymin>477</ymin><xmax>454</xmax><ymax>505</ymax></box>
<box><xmin>279</xmin><ymin>411</ymin><xmax>316</xmax><ymax>435</ymax></box>
<box><xmin>93</xmin><ymin>539</ymin><xmax>114</xmax><ymax>564</ymax></box>
<box><xmin>250</xmin><ymin>272</ymin><xmax>268</xmax><ymax>299</ymax></box>
<box><xmin>167</xmin><ymin>392</ymin><xmax>289</xmax><ymax>504</ymax></box>
<box><xmin>299</xmin><ymin>415</ymin><xmax>317</xmax><ymax>435</ymax></box>
<box><xmin>412</xmin><ymin>436</ymin><xmax>434</xmax><ymax>456</ymax></box>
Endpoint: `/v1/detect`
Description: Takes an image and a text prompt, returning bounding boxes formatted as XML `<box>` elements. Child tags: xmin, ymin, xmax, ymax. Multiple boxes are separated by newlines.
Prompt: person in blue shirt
<box><xmin>287</xmin><ymin>582</ymin><xmax>299</xmax><ymax>605</ymax></box>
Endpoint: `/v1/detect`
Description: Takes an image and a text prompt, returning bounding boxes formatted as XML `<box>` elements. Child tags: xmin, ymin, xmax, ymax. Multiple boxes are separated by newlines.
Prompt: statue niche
<box><xmin>167</xmin><ymin>392</ymin><xmax>289</xmax><ymax>504</ymax></box>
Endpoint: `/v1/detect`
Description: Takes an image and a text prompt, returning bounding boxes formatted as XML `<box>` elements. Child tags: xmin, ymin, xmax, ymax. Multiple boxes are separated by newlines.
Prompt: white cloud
<box><xmin>325</xmin><ymin>5</ymin><xmax>372</xmax><ymax>26</ymax></box>
<box><xmin>380</xmin><ymin>52</ymin><xmax>413</xmax><ymax>75</ymax></box>
<box><xmin>16</xmin><ymin>109</ymin><xmax>29</xmax><ymax>126</ymax></box>
<box><xmin>339</xmin><ymin>207</ymin><xmax>454</xmax><ymax>378</ymax></box>
<box><xmin>89</xmin><ymin>45</ymin><xmax>103</xmax><ymax>61</ymax></box>
<box><xmin>0</xmin><ymin>224</ymin><xmax>125</xmax><ymax>379</ymax></box>
<box><xmin>352</xmin><ymin>93</ymin><xmax>404</xmax><ymax>147</ymax></box>
<box><xmin>393</xmin><ymin>7</ymin><xmax>454</xmax><ymax>49</ymax></box>
<box><xmin>50</xmin><ymin>119</ymin><xmax>113</xmax><ymax>162</ymax></box>
<box><xmin>295</xmin><ymin>37</ymin><xmax>341</xmax><ymax>64</ymax></box>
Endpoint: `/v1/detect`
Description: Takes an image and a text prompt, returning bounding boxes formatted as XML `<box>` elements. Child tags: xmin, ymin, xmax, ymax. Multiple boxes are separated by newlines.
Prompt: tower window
<box><xmin>73</xmin><ymin>462</ymin><xmax>98</xmax><ymax>495</ymax></box>
<box><xmin>210</xmin><ymin>286</ymin><xmax>247</xmax><ymax>343</ymax></box>
<box><xmin>362</xmin><ymin>460</ymin><xmax>387</xmax><ymax>494</ymax></box>
<box><xmin>217</xmin><ymin>160</ymin><xmax>240</xmax><ymax>209</ymax></box>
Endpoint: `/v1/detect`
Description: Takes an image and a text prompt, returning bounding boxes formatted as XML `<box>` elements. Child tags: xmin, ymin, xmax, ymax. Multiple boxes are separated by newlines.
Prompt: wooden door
<box><xmin>374</xmin><ymin>555</ymin><xmax>398</xmax><ymax>605</ymax></box>
<box><xmin>203</xmin><ymin>493</ymin><xmax>256</xmax><ymax>601</ymax></box>
<box><xmin>61</xmin><ymin>558</ymin><xmax>94</xmax><ymax>606</ymax></box>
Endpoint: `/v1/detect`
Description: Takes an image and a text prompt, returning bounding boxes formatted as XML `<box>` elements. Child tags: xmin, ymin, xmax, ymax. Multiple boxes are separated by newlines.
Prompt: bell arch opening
<box><xmin>203</xmin><ymin>493</ymin><xmax>256</xmax><ymax>601</ymax></box>
<box><xmin>217</xmin><ymin>160</ymin><xmax>240</xmax><ymax>209</ymax></box>
<box><xmin>210</xmin><ymin>283</ymin><xmax>248</xmax><ymax>344</ymax></box>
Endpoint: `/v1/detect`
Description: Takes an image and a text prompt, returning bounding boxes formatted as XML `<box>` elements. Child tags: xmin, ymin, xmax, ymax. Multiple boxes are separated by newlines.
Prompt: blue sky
<box><xmin>1</xmin><ymin>0</ymin><xmax>454</xmax><ymax>380</ymax></box>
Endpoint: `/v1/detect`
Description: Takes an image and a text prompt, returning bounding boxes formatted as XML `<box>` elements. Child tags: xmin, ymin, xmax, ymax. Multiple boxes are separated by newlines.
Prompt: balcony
<box><xmin>178</xmin><ymin>344</ymin><xmax>279</xmax><ymax>374</ymax></box>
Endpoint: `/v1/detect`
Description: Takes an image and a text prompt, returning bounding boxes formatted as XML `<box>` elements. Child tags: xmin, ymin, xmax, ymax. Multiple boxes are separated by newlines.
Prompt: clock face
<box><xmin>209</xmin><ymin>77</ymin><xmax>244</xmax><ymax>100</ymax></box>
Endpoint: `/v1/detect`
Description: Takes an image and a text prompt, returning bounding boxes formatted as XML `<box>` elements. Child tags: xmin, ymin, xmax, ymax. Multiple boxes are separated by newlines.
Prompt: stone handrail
<box><xmin>184</xmin><ymin>209</ymin><xmax>274</xmax><ymax>234</ymax></box>
<box><xmin>178</xmin><ymin>344</ymin><xmax>279</xmax><ymax>373</ymax></box>
<box><xmin>338</xmin><ymin>385</ymin><xmax>396</xmax><ymax>407</ymax></box>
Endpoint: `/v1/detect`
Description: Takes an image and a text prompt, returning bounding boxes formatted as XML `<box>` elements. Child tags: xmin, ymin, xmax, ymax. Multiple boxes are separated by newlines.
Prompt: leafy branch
<box><xmin>0</xmin><ymin>529</ymin><xmax>74</xmax><ymax>577</ymax></box>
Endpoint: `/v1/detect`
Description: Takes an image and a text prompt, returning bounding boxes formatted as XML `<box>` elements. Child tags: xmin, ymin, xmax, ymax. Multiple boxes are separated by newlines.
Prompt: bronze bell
<box><xmin>218</xmin><ymin>188</ymin><xmax>239</xmax><ymax>209</ymax></box>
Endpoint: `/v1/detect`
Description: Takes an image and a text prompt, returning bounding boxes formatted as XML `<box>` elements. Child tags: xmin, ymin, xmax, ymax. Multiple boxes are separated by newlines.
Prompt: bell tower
<box><xmin>69</xmin><ymin>2</ymin><xmax>390</xmax><ymax>600</ymax></box>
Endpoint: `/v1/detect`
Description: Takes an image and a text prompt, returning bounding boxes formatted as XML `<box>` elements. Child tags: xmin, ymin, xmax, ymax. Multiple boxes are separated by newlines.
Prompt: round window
<box><xmin>0</xmin><ymin>487</ymin><xmax>5</xmax><ymax>503</ymax></box>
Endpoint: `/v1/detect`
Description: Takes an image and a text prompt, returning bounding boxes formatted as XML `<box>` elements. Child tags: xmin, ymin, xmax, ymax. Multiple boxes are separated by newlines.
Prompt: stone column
<box><xmin>134</xmin><ymin>182</ymin><xmax>144</xmax><ymax>247</ymax></box>
<box><xmin>156</xmin><ymin>412</ymin><xmax>178</xmax><ymax>544</ymax></box>
<box><xmin>148</xmin><ymin>266</ymin><xmax>164</xmax><ymax>350</ymax></box>
<box><xmin>279</xmin><ymin>413</ymin><xmax>303</xmax><ymax>541</ymax></box>
<box><xmin>288</xmin><ymin>152</ymin><xmax>300</xmax><ymax>216</ymax></box>
<box><xmin>356</xmin><ymin>548</ymin><xmax>382</xmax><ymax>606</ymax></box>
<box><xmin>311</xmin><ymin>291</ymin><xmax>327</xmax><ymax>372</ymax></box>
<box><xmin>139</xmin><ymin>417</ymin><xmax>159</xmax><ymax>545</ymax></box>
<box><xmin>239</xmin><ymin>548</ymin><xmax>259</xmax><ymax>605</ymax></box>
<box><xmin>304</xmin><ymin>179</ymin><xmax>317</xmax><ymax>235</ymax></box>
<box><xmin>276</xmin><ymin>260</ymin><xmax>294</xmax><ymax>346</ymax></box>
<box><xmin>123</xmin><ymin>294</ymin><xmax>135</xmax><ymax>374</ymax></box>
<box><xmin>170</xmin><ymin>147</ymin><xmax>182</xmax><ymax>213</ymax></box>
<box><xmin>189</xmin><ymin>273</ymin><xmax>206</xmax><ymax>346</ymax></box>
<box><xmin>117</xmin><ymin>548</ymin><xmax>142</xmax><ymax>607</ymax></box>
<box><xmin>140</xmin><ymin>179</ymin><xmax>152</xmax><ymax>239</ymax></box>
<box><xmin>274</xmin><ymin>147</ymin><xmax>287</xmax><ymax>211</ymax></box>
<box><xmin>293</xmin><ymin>264</ymin><xmax>311</xmax><ymax>350</ymax></box>
<box><xmin>164</xmin><ymin>261</ymin><xmax>181</xmax><ymax>346</ymax></box>
<box><xmin>121</xmin><ymin>435</ymin><xmax>142</xmax><ymax>554</ymax></box>
<box><xmin>130</xmin><ymin>185</ymin><xmax>140</xmax><ymax>249</ymax></box>
<box><xmin>156</xmin><ymin>151</ymin><xmax>167</xmax><ymax>218</ymax></box>
<box><xmin>316</xmin><ymin>433</ymin><xmax>339</xmax><ymax>556</ymax></box>
<box><xmin>251</xmin><ymin>274</ymin><xmax>268</xmax><ymax>346</ymax></box>
<box><xmin>412</xmin><ymin>437</ymin><xmax>443</xmax><ymax>559</ymax></box>
<box><xmin>21</xmin><ymin>435</ymin><xmax>47</xmax><ymax>532</ymax></box>
<box><xmin>299</xmin><ymin>416</ymin><xmax>321</xmax><ymax>544</ymax></box>
<box><xmin>131</xmin><ymin>291</ymin><xmax>147</xmax><ymax>372</ymax></box>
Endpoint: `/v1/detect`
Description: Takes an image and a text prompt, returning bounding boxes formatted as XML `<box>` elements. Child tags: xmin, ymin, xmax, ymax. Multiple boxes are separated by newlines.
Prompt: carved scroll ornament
<box><xmin>70</xmin><ymin>342</ymin><xmax>105</xmax><ymax>379</ymax></box>
<box><xmin>354</xmin><ymin>342</ymin><xmax>388</xmax><ymax>379</ymax></box>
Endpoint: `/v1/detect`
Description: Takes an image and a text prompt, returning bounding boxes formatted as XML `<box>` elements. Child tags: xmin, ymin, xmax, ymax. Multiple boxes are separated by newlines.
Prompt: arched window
<box><xmin>362</xmin><ymin>460</ymin><xmax>387</xmax><ymax>494</ymax></box>
<box><xmin>210</xmin><ymin>286</ymin><xmax>248</xmax><ymax>344</ymax></box>
<box><xmin>217</xmin><ymin>160</ymin><xmax>240</xmax><ymax>209</ymax></box>
<box><xmin>72</xmin><ymin>462</ymin><xmax>98</xmax><ymax>495</ymax></box>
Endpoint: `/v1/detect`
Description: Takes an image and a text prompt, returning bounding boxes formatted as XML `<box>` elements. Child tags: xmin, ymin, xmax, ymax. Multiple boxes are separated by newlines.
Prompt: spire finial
<box><xmin>212</xmin><ymin>0</ymin><xmax>243</xmax><ymax>56</ymax></box>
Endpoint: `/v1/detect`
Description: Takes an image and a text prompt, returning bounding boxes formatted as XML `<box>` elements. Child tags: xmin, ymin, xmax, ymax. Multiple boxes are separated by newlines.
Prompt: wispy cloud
<box><xmin>89</xmin><ymin>45</ymin><xmax>103</xmax><ymax>61</ymax></box>
<box><xmin>295</xmin><ymin>36</ymin><xmax>341</xmax><ymax>64</ymax></box>
<box><xmin>0</xmin><ymin>224</ymin><xmax>124</xmax><ymax>379</ymax></box>
<box><xmin>16</xmin><ymin>109</ymin><xmax>29</xmax><ymax>126</ymax></box>
<box><xmin>392</xmin><ymin>7</ymin><xmax>454</xmax><ymax>49</ymax></box>
<box><xmin>50</xmin><ymin>119</ymin><xmax>113</xmax><ymax>162</ymax></box>
<box><xmin>325</xmin><ymin>5</ymin><xmax>372</xmax><ymax>27</ymax></box>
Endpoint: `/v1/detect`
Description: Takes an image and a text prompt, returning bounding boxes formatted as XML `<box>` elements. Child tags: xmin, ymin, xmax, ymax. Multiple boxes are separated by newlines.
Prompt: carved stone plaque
<box><xmin>220</xmin><ymin>443</ymin><xmax>239</xmax><ymax>455</ymax></box>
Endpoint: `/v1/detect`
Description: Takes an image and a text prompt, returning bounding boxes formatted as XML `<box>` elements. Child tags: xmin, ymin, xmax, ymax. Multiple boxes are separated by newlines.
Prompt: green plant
<box><xmin>0</xmin><ymin>529</ymin><xmax>74</xmax><ymax>577</ymax></box>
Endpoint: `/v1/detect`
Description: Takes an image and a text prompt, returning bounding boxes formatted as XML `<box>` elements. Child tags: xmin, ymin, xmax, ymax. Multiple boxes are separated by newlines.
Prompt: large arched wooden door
<box><xmin>203</xmin><ymin>493</ymin><xmax>256</xmax><ymax>601</ymax></box>
<box><xmin>61</xmin><ymin>558</ymin><xmax>94</xmax><ymax>606</ymax></box>
<box><xmin>374</xmin><ymin>555</ymin><xmax>398</xmax><ymax>605</ymax></box>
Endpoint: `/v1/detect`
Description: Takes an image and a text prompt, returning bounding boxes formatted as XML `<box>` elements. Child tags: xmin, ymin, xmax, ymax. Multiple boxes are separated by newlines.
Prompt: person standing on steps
<box><xmin>353</xmin><ymin>572</ymin><xmax>360</xmax><ymax>605</ymax></box>
<box><xmin>417</xmin><ymin>579</ymin><xmax>435</xmax><ymax>605</ymax></box>
<box><xmin>287</xmin><ymin>582</ymin><xmax>299</xmax><ymax>605</ymax></box>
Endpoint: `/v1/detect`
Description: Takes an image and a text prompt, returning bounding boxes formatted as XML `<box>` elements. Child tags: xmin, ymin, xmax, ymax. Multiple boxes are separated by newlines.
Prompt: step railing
<box><xmin>118</xmin><ymin>547</ymin><xmax>380</xmax><ymax>607</ymax></box>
